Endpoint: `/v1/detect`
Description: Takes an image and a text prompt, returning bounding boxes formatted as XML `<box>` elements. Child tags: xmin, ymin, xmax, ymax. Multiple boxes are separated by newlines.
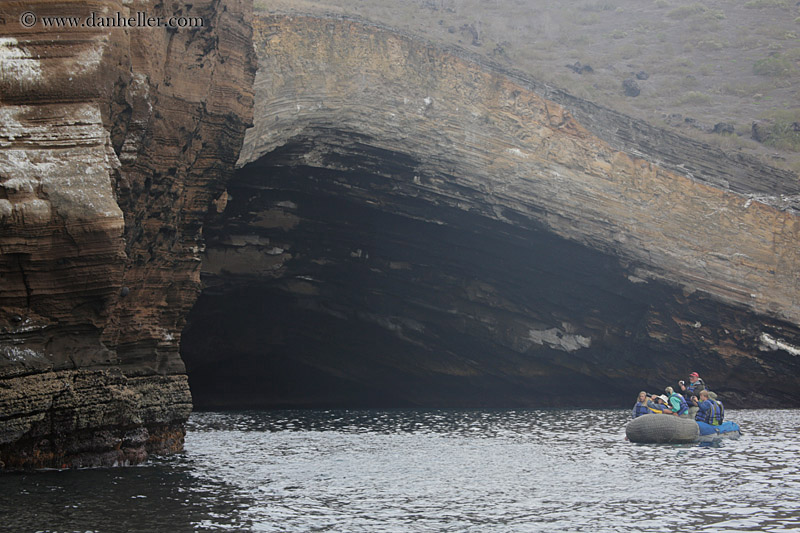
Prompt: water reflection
<box><xmin>0</xmin><ymin>459</ymin><xmax>253</xmax><ymax>532</ymax></box>
<box><xmin>188</xmin><ymin>408</ymin><xmax>632</xmax><ymax>440</ymax></box>
<box><xmin>2</xmin><ymin>409</ymin><xmax>799</xmax><ymax>532</ymax></box>
<box><xmin>184</xmin><ymin>409</ymin><xmax>800</xmax><ymax>532</ymax></box>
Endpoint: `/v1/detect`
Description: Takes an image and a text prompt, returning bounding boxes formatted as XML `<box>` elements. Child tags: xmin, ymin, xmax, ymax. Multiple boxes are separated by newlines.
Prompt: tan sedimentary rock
<box><xmin>240</xmin><ymin>15</ymin><xmax>799</xmax><ymax>327</ymax></box>
<box><xmin>0</xmin><ymin>0</ymin><xmax>254</xmax><ymax>469</ymax></box>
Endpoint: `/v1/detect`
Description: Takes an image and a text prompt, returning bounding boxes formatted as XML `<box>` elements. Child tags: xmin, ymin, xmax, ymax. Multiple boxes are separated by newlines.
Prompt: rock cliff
<box><xmin>183</xmin><ymin>14</ymin><xmax>800</xmax><ymax>410</ymax></box>
<box><xmin>0</xmin><ymin>0</ymin><xmax>254</xmax><ymax>469</ymax></box>
<box><xmin>2</xmin><ymin>6</ymin><xmax>800</xmax><ymax>469</ymax></box>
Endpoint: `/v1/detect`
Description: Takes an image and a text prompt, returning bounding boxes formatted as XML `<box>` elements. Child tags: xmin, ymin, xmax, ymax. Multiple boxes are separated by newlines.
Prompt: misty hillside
<box><xmin>260</xmin><ymin>0</ymin><xmax>800</xmax><ymax>177</ymax></box>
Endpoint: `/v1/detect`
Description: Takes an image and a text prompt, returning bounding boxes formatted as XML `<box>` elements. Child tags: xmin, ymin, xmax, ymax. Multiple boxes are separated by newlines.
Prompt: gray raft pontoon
<box><xmin>625</xmin><ymin>415</ymin><xmax>700</xmax><ymax>444</ymax></box>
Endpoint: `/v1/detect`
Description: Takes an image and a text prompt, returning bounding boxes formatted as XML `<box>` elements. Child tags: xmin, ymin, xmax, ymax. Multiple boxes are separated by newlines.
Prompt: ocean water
<box><xmin>1</xmin><ymin>409</ymin><xmax>799</xmax><ymax>532</ymax></box>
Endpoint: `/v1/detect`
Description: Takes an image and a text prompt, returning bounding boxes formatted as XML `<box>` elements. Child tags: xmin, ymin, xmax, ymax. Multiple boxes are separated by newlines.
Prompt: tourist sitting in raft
<box><xmin>680</xmin><ymin>372</ymin><xmax>706</xmax><ymax>404</ymax></box>
<box><xmin>633</xmin><ymin>392</ymin><xmax>678</xmax><ymax>418</ymax></box>
<box><xmin>653</xmin><ymin>394</ymin><xmax>677</xmax><ymax>414</ymax></box>
<box><xmin>665</xmin><ymin>386</ymin><xmax>690</xmax><ymax>418</ymax></box>
<box><xmin>695</xmin><ymin>390</ymin><xmax>724</xmax><ymax>426</ymax></box>
<box><xmin>632</xmin><ymin>391</ymin><xmax>668</xmax><ymax>418</ymax></box>
<box><xmin>632</xmin><ymin>391</ymin><xmax>656</xmax><ymax>418</ymax></box>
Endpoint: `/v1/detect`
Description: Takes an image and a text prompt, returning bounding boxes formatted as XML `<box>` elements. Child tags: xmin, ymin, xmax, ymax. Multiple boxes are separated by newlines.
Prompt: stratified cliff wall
<box><xmin>2</xmin><ymin>5</ymin><xmax>799</xmax><ymax>468</ymax></box>
<box><xmin>183</xmin><ymin>15</ymin><xmax>800</xmax><ymax>410</ymax></box>
<box><xmin>0</xmin><ymin>0</ymin><xmax>254</xmax><ymax>469</ymax></box>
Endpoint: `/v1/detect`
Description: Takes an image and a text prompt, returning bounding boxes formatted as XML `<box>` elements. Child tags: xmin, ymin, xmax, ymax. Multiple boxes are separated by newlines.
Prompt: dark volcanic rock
<box><xmin>622</xmin><ymin>78</ymin><xmax>641</xmax><ymax>97</ymax></box>
<box><xmin>713</xmin><ymin>122</ymin><xmax>735</xmax><ymax>135</ymax></box>
<box><xmin>752</xmin><ymin>121</ymin><xmax>773</xmax><ymax>143</ymax></box>
<box><xmin>567</xmin><ymin>61</ymin><xmax>594</xmax><ymax>74</ymax></box>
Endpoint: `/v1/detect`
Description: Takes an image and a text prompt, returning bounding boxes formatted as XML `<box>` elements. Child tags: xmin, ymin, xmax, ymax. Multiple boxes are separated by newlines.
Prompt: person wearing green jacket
<box><xmin>665</xmin><ymin>386</ymin><xmax>690</xmax><ymax>417</ymax></box>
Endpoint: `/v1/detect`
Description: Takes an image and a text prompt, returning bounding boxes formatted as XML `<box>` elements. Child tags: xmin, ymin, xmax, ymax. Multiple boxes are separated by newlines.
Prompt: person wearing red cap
<box><xmin>679</xmin><ymin>372</ymin><xmax>706</xmax><ymax>404</ymax></box>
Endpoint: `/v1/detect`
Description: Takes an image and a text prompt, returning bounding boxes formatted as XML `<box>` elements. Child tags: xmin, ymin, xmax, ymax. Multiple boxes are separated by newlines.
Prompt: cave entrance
<box><xmin>179</xmin><ymin>136</ymin><xmax>673</xmax><ymax>410</ymax></box>
<box><xmin>176</xmin><ymin>12</ymin><xmax>800</xmax><ymax>411</ymax></box>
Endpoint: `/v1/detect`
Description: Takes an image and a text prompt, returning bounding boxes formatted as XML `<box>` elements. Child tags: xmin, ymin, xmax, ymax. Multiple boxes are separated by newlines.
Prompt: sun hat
<box><xmin>658</xmin><ymin>394</ymin><xmax>670</xmax><ymax>403</ymax></box>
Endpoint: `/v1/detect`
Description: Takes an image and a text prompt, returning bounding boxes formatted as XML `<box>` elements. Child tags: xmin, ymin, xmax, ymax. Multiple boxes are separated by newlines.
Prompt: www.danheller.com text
<box><xmin>18</xmin><ymin>10</ymin><xmax>205</xmax><ymax>29</ymax></box>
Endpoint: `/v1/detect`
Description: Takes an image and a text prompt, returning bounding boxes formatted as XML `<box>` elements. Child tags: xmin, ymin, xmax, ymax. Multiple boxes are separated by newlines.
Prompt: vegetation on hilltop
<box><xmin>257</xmin><ymin>0</ymin><xmax>800</xmax><ymax>176</ymax></box>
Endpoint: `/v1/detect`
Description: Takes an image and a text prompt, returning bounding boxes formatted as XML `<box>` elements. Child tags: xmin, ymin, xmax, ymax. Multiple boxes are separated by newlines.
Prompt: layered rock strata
<box><xmin>2</xmin><ymin>4</ymin><xmax>799</xmax><ymax>470</ymax></box>
<box><xmin>183</xmin><ymin>15</ymin><xmax>800</xmax><ymax>409</ymax></box>
<box><xmin>0</xmin><ymin>0</ymin><xmax>254</xmax><ymax>469</ymax></box>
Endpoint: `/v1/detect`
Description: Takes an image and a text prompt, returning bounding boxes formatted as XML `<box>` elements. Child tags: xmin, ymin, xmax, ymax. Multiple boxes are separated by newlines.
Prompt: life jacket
<box><xmin>709</xmin><ymin>399</ymin><xmax>723</xmax><ymax>425</ymax></box>
<box><xmin>669</xmin><ymin>392</ymin><xmax>689</xmax><ymax>415</ymax></box>
<box><xmin>633</xmin><ymin>402</ymin><xmax>651</xmax><ymax>418</ymax></box>
<box><xmin>696</xmin><ymin>398</ymin><xmax>723</xmax><ymax>425</ymax></box>
<box><xmin>686</xmin><ymin>378</ymin><xmax>705</xmax><ymax>397</ymax></box>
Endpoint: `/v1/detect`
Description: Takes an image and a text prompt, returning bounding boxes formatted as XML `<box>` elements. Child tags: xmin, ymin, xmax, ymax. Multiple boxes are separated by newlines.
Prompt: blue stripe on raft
<box><xmin>717</xmin><ymin>421</ymin><xmax>740</xmax><ymax>434</ymax></box>
<box><xmin>697</xmin><ymin>421</ymin><xmax>741</xmax><ymax>435</ymax></box>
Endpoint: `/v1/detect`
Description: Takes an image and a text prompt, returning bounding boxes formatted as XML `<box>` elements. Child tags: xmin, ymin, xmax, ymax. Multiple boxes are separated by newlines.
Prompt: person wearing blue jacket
<box><xmin>632</xmin><ymin>391</ymin><xmax>652</xmax><ymax>418</ymax></box>
<box><xmin>695</xmin><ymin>390</ymin><xmax>724</xmax><ymax>426</ymax></box>
<box><xmin>632</xmin><ymin>391</ymin><xmax>664</xmax><ymax>418</ymax></box>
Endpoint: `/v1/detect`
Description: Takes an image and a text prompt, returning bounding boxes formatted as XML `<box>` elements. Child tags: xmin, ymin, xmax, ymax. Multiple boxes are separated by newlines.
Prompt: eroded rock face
<box><xmin>2</xmin><ymin>5</ymin><xmax>799</xmax><ymax>468</ymax></box>
<box><xmin>0</xmin><ymin>0</ymin><xmax>254</xmax><ymax>469</ymax></box>
<box><xmin>183</xmin><ymin>15</ymin><xmax>800</xmax><ymax>410</ymax></box>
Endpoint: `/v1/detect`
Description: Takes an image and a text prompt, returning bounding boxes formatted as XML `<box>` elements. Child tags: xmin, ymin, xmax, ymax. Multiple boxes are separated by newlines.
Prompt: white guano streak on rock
<box><xmin>70</xmin><ymin>44</ymin><xmax>104</xmax><ymax>76</ymax></box>
<box><xmin>759</xmin><ymin>333</ymin><xmax>800</xmax><ymax>357</ymax></box>
<box><xmin>1</xmin><ymin>103</ymin><xmax>123</xmax><ymax>224</ymax></box>
<box><xmin>0</xmin><ymin>37</ymin><xmax>42</xmax><ymax>83</ymax></box>
<box><xmin>1</xmin><ymin>345</ymin><xmax>46</xmax><ymax>363</ymax></box>
<box><xmin>528</xmin><ymin>327</ymin><xmax>592</xmax><ymax>352</ymax></box>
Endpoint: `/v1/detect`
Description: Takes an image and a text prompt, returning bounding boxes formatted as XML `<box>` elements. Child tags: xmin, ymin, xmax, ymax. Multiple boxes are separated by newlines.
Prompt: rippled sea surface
<box><xmin>2</xmin><ymin>409</ymin><xmax>800</xmax><ymax>532</ymax></box>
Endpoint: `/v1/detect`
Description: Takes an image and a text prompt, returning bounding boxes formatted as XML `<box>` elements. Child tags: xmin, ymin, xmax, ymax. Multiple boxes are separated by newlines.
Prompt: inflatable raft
<box><xmin>626</xmin><ymin>414</ymin><xmax>741</xmax><ymax>444</ymax></box>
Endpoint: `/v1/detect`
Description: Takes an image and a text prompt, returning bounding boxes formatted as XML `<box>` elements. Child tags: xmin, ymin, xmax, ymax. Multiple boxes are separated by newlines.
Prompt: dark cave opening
<box><xmin>179</xmin><ymin>136</ymin><xmax>793</xmax><ymax>409</ymax></box>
